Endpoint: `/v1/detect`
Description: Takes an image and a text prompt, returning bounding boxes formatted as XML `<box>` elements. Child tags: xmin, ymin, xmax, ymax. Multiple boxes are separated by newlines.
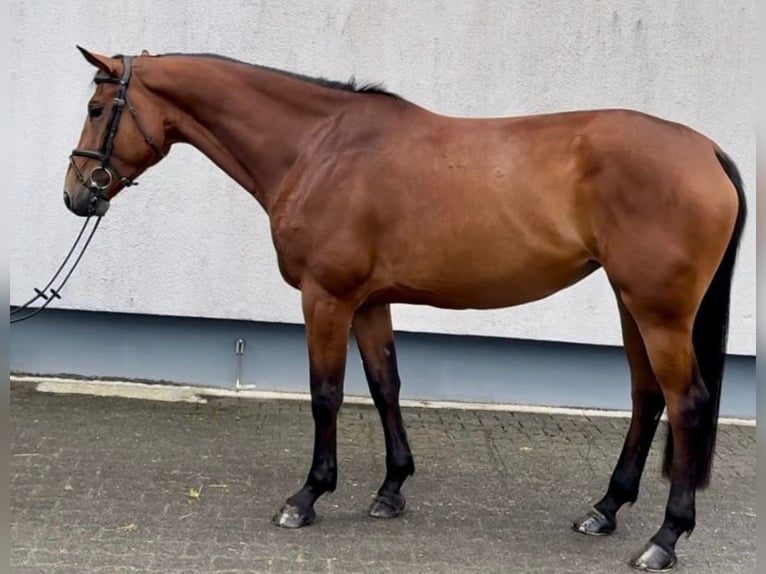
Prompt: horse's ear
<box><xmin>141</xmin><ymin>49</ymin><xmax>151</xmax><ymax>56</ymax></box>
<box><xmin>76</xmin><ymin>45</ymin><xmax>118</xmax><ymax>76</ymax></box>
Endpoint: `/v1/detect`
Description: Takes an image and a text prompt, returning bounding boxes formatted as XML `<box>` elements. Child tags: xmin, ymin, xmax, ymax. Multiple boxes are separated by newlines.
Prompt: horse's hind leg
<box><xmin>352</xmin><ymin>303</ymin><xmax>415</xmax><ymax>518</ymax></box>
<box><xmin>623</xmin><ymin>310</ymin><xmax>707</xmax><ymax>572</ymax></box>
<box><xmin>573</xmin><ymin>294</ymin><xmax>665</xmax><ymax>536</ymax></box>
<box><xmin>273</xmin><ymin>284</ymin><xmax>355</xmax><ymax>528</ymax></box>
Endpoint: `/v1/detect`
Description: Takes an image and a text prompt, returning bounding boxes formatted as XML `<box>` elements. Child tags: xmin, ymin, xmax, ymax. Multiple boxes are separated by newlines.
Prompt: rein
<box><xmin>10</xmin><ymin>216</ymin><xmax>102</xmax><ymax>323</ymax></box>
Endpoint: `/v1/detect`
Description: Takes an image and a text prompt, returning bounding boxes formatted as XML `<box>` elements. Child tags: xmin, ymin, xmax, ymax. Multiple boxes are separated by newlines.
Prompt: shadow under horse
<box><xmin>63</xmin><ymin>48</ymin><xmax>747</xmax><ymax>572</ymax></box>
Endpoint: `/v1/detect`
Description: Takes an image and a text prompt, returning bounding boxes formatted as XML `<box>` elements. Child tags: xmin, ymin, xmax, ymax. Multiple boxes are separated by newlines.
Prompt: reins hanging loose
<box><xmin>10</xmin><ymin>216</ymin><xmax>102</xmax><ymax>324</ymax></box>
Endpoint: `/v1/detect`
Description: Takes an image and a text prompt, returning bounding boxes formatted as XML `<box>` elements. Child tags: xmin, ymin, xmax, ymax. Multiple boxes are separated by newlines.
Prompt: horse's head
<box><xmin>64</xmin><ymin>47</ymin><xmax>168</xmax><ymax>216</ymax></box>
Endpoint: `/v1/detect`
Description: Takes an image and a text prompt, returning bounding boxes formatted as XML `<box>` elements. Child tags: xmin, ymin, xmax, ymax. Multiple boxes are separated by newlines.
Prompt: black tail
<box><xmin>662</xmin><ymin>148</ymin><xmax>748</xmax><ymax>488</ymax></box>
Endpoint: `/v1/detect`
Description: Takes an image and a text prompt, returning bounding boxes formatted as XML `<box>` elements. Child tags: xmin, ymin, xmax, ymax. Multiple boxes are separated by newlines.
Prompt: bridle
<box><xmin>69</xmin><ymin>55</ymin><xmax>165</xmax><ymax>212</ymax></box>
<box><xmin>12</xmin><ymin>55</ymin><xmax>166</xmax><ymax>324</ymax></box>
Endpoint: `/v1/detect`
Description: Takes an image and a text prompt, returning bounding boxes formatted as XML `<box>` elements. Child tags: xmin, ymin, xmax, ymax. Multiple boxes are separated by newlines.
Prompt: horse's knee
<box><xmin>374</xmin><ymin>383</ymin><xmax>402</xmax><ymax>410</ymax></box>
<box><xmin>310</xmin><ymin>380</ymin><xmax>342</xmax><ymax>420</ymax></box>
<box><xmin>366</xmin><ymin>365</ymin><xmax>401</xmax><ymax>404</ymax></box>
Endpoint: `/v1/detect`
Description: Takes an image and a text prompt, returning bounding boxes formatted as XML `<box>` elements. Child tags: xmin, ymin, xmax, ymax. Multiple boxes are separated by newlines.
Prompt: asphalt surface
<box><xmin>10</xmin><ymin>381</ymin><xmax>756</xmax><ymax>573</ymax></box>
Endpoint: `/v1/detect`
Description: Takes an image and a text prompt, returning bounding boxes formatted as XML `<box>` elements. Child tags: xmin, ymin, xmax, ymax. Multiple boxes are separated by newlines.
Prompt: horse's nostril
<box><xmin>63</xmin><ymin>191</ymin><xmax>71</xmax><ymax>209</ymax></box>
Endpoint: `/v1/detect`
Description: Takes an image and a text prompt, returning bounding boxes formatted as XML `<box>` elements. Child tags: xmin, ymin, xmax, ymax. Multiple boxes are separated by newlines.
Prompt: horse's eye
<box><xmin>88</xmin><ymin>105</ymin><xmax>104</xmax><ymax>119</ymax></box>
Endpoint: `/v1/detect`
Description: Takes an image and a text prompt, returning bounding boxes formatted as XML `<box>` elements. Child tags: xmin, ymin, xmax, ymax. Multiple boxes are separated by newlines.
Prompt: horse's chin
<box><xmin>92</xmin><ymin>198</ymin><xmax>111</xmax><ymax>217</ymax></box>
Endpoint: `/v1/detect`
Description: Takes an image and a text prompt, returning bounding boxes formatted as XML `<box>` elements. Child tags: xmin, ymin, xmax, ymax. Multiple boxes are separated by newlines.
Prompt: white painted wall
<box><xmin>10</xmin><ymin>0</ymin><xmax>755</xmax><ymax>355</ymax></box>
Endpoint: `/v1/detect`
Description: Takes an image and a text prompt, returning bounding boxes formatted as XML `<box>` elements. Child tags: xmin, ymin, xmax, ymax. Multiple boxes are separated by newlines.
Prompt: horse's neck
<box><xmin>143</xmin><ymin>57</ymin><xmax>349</xmax><ymax>212</ymax></box>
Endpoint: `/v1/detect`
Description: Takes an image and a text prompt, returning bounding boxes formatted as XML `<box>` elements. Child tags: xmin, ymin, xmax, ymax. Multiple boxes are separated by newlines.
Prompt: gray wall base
<box><xmin>9</xmin><ymin>309</ymin><xmax>756</xmax><ymax>417</ymax></box>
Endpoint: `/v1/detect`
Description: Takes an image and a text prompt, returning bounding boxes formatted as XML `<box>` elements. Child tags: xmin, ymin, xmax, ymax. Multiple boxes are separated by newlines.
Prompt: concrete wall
<box><xmin>9</xmin><ymin>310</ymin><xmax>756</xmax><ymax>417</ymax></box>
<box><xmin>10</xmin><ymin>1</ymin><xmax>756</xmax><ymax>354</ymax></box>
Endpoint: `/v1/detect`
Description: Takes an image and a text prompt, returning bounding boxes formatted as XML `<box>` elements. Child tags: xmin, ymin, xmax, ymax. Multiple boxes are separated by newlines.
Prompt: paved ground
<box><xmin>10</xmin><ymin>380</ymin><xmax>756</xmax><ymax>574</ymax></box>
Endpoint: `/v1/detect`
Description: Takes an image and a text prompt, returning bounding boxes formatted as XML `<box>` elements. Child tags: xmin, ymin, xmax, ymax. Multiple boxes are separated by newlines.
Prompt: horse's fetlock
<box><xmin>308</xmin><ymin>465</ymin><xmax>337</xmax><ymax>493</ymax></box>
<box><xmin>665</xmin><ymin>496</ymin><xmax>695</xmax><ymax>537</ymax></box>
<box><xmin>388</xmin><ymin>452</ymin><xmax>415</xmax><ymax>478</ymax></box>
<box><xmin>607</xmin><ymin>469</ymin><xmax>639</xmax><ymax>506</ymax></box>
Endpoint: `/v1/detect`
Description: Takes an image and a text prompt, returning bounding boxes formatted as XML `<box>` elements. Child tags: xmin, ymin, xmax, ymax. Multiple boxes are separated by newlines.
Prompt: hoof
<box><xmin>629</xmin><ymin>542</ymin><xmax>677</xmax><ymax>572</ymax></box>
<box><xmin>368</xmin><ymin>492</ymin><xmax>405</xmax><ymax>519</ymax></box>
<box><xmin>272</xmin><ymin>504</ymin><xmax>316</xmax><ymax>529</ymax></box>
<box><xmin>572</xmin><ymin>508</ymin><xmax>616</xmax><ymax>536</ymax></box>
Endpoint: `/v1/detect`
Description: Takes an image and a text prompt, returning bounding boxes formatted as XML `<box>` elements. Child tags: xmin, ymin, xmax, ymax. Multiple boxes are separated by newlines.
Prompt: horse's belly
<box><xmin>382</xmin><ymin>254</ymin><xmax>599</xmax><ymax>310</ymax></box>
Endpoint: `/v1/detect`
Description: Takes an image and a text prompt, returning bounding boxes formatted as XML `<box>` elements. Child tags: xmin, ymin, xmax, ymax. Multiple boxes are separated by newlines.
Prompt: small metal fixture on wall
<box><xmin>234</xmin><ymin>338</ymin><xmax>254</xmax><ymax>390</ymax></box>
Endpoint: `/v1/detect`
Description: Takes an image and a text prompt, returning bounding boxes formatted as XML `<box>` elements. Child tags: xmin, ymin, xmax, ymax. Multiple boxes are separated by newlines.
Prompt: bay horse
<box><xmin>64</xmin><ymin>48</ymin><xmax>746</xmax><ymax>572</ymax></box>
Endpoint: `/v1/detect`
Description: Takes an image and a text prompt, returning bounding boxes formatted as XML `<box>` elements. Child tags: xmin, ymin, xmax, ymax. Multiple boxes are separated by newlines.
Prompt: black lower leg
<box><xmin>574</xmin><ymin>392</ymin><xmax>664</xmax><ymax>536</ymax></box>
<box><xmin>575</xmin><ymin>295</ymin><xmax>666</xmax><ymax>538</ymax></box>
<box><xmin>596</xmin><ymin>394</ymin><xmax>665</xmax><ymax>514</ymax></box>
<box><xmin>631</xmin><ymin>390</ymin><xmax>707</xmax><ymax>571</ymax></box>
<box><xmin>364</xmin><ymin>343</ymin><xmax>414</xmax><ymax>517</ymax></box>
<box><xmin>653</xmin><ymin>483</ymin><xmax>696</xmax><ymax>548</ymax></box>
<box><xmin>629</xmin><ymin>477</ymin><xmax>695</xmax><ymax>572</ymax></box>
<box><xmin>274</xmin><ymin>376</ymin><xmax>342</xmax><ymax>528</ymax></box>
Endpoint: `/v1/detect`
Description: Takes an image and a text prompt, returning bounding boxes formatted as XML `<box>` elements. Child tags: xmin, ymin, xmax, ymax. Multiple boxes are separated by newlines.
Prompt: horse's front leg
<box><xmin>273</xmin><ymin>285</ymin><xmax>355</xmax><ymax>528</ymax></box>
<box><xmin>352</xmin><ymin>303</ymin><xmax>415</xmax><ymax>518</ymax></box>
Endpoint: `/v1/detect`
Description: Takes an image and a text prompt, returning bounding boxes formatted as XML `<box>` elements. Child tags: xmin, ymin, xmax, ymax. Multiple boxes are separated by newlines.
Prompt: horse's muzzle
<box><xmin>63</xmin><ymin>188</ymin><xmax>110</xmax><ymax>217</ymax></box>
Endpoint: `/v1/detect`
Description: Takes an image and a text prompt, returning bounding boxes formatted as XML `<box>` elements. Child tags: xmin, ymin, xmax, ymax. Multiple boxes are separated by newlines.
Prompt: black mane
<box><xmin>155</xmin><ymin>52</ymin><xmax>400</xmax><ymax>99</ymax></box>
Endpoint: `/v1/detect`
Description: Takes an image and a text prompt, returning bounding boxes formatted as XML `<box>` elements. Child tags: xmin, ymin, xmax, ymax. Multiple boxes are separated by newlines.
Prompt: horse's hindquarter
<box><xmin>579</xmin><ymin>112</ymin><xmax>740</xmax><ymax>315</ymax></box>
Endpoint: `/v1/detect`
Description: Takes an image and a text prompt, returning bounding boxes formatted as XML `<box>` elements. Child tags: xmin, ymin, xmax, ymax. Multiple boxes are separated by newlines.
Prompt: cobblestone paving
<box><xmin>10</xmin><ymin>382</ymin><xmax>756</xmax><ymax>573</ymax></box>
